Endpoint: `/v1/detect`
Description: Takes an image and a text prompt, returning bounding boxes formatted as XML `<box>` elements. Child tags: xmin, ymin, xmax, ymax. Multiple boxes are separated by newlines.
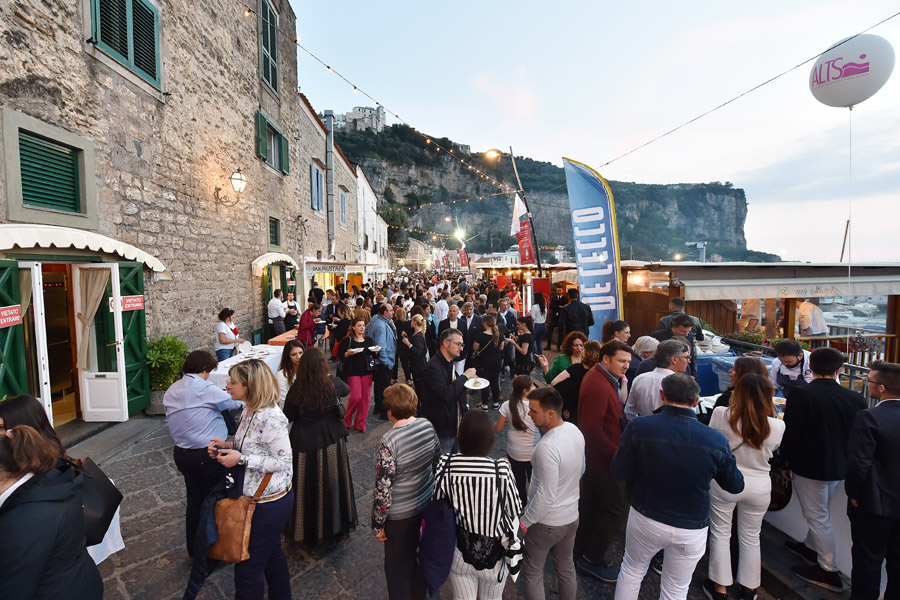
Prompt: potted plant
<box><xmin>145</xmin><ymin>334</ymin><xmax>189</xmax><ymax>415</ymax></box>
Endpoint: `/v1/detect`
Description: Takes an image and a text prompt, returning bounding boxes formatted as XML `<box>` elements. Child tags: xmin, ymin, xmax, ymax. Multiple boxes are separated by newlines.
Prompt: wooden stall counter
<box><xmin>268</xmin><ymin>329</ymin><xmax>298</xmax><ymax>347</ymax></box>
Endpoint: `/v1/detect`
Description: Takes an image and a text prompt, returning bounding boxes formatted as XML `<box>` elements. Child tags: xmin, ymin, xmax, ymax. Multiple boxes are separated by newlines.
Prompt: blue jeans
<box><xmin>215</xmin><ymin>348</ymin><xmax>235</xmax><ymax>362</ymax></box>
<box><xmin>234</xmin><ymin>490</ymin><xmax>294</xmax><ymax>600</ymax></box>
<box><xmin>533</xmin><ymin>323</ymin><xmax>546</xmax><ymax>356</ymax></box>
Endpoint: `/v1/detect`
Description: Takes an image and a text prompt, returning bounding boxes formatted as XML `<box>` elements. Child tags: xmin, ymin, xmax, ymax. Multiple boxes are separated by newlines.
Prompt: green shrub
<box><xmin>146</xmin><ymin>334</ymin><xmax>189</xmax><ymax>391</ymax></box>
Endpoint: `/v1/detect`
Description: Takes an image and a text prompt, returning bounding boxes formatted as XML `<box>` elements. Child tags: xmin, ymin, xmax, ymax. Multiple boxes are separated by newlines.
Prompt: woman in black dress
<box><xmin>401</xmin><ymin>314</ymin><xmax>429</xmax><ymax>406</ymax></box>
<box><xmin>551</xmin><ymin>340</ymin><xmax>602</xmax><ymax>425</ymax></box>
<box><xmin>471</xmin><ymin>314</ymin><xmax>506</xmax><ymax>410</ymax></box>
<box><xmin>283</xmin><ymin>348</ymin><xmax>357</xmax><ymax>547</ymax></box>
<box><xmin>393</xmin><ymin>306</ymin><xmax>413</xmax><ymax>384</ymax></box>
<box><xmin>507</xmin><ymin>316</ymin><xmax>535</xmax><ymax>376</ymax></box>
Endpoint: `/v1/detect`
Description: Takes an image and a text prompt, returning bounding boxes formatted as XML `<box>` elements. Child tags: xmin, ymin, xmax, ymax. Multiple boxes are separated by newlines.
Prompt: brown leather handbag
<box><xmin>208</xmin><ymin>473</ymin><xmax>273</xmax><ymax>563</ymax></box>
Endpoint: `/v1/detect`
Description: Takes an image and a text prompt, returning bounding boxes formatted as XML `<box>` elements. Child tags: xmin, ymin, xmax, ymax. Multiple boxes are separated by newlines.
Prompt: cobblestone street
<box><xmin>83</xmin><ymin>364</ymin><xmax>704</xmax><ymax>600</ymax></box>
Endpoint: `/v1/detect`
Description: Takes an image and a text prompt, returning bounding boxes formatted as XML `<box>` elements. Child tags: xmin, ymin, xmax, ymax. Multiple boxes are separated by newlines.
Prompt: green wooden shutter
<box><xmin>0</xmin><ymin>261</ymin><xmax>28</xmax><ymax>399</ymax></box>
<box><xmin>118</xmin><ymin>262</ymin><xmax>149</xmax><ymax>414</ymax></box>
<box><xmin>256</xmin><ymin>111</ymin><xmax>268</xmax><ymax>161</ymax></box>
<box><xmin>97</xmin><ymin>0</ymin><xmax>129</xmax><ymax>61</ymax></box>
<box><xmin>131</xmin><ymin>0</ymin><xmax>159</xmax><ymax>83</ymax></box>
<box><xmin>310</xmin><ymin>164</ymin><xmax>316</xmax><ymax>209</ymax></box>
<box><xmin>19</xmin><ymin>132</ymin><xmax>81</xmax><ymax>213</ymax></box>
<box><xmin>259</xmin><ymin>0</ymin><xmax>278</xmax><ymax>92</ymax></box>
<box><xmin>279</xmin><ymin>135</ymin><xmax>290</xmax><ymax>174</ymax></box>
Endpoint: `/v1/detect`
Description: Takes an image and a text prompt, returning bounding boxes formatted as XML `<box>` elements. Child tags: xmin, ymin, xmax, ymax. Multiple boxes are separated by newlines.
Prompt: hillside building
<box><xmin>327</xmin><ymin>105</ymin><xmax>386</xmax><ymax>132</ymax></box>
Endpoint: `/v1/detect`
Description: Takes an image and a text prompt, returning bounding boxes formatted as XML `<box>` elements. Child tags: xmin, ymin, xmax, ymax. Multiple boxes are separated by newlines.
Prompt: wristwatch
<box><xmin>237</xmin><ymin>454</ymin><xmax>248</xmax><ymax>466</ymax></box>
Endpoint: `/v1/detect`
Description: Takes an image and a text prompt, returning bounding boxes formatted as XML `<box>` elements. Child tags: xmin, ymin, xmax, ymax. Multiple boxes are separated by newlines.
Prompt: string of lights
<box><xmin>231</xmin><ymin>0</ymin><xmax>517</xmax><ymax>195</ymax></box>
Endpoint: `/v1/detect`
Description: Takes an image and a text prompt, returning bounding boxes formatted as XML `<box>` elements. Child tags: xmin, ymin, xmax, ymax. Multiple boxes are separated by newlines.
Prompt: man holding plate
<box><xmin>421</xmin><ymin>328</ymin><xmax>477</xmax><ymax>453</ymax></box>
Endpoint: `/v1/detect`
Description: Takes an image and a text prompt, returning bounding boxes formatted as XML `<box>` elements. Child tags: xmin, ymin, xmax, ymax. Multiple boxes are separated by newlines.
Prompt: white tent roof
<box><xmin>251</xmin><ymin>252</ymin><xmax>300</xmax><ymax>277</ymax></box>
<box><xmin>0</xmin><ymin>224</ymin><xmax>172</xmax><ymax>280</ymax></box>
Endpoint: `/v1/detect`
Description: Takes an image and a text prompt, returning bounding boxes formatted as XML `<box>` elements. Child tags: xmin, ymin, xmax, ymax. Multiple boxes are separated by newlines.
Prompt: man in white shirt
<box><xmin>438</xmin><ymin>304</ymin><xmax>465</xmax><ymax>376</ymax></box>
<box><xmin>267</xmin><ymin>289</ymin><xmax>286</xmax><ymax>336</ymax></box>
<box><xmin>521</xmin><ymin>386</ymin><xmax>585</xmax><ymax>600</ymax></box>
<box><xmin>624</xmin><ymin>339</ymin><xmax>691</xmax><ymax>420</ymax></box>
<box><xmin>798</xmin><ymin>299</ymin><xmax>828</xmax><ymax>336</ymax></box>
<box><xmin>769</xmin><ymin>339</ymin><xmax>813</xmax><ymax>393</ymax></box>
<box><xmin>434</xmin><ymin>291</ymin><xmax>450</xmax><ymax>324</ymax></box>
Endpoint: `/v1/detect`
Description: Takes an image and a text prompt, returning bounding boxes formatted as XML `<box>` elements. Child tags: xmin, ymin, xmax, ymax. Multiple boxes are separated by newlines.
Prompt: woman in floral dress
<box><xmin>283</xmin><ymin>348</ymin><xmax>357</xmax><ymax>546</ymax></box>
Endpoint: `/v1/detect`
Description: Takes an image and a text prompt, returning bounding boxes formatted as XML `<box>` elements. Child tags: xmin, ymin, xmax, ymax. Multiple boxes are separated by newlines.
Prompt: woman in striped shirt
<box><xmin>372</xmin><ymin>384</ymin><xmax>441</xmax><ymax>600</ymax></box>
<box><xmin>435</xmin><ymin>411</ymin><xmax>523</xmax><ymax>599</ymax></box>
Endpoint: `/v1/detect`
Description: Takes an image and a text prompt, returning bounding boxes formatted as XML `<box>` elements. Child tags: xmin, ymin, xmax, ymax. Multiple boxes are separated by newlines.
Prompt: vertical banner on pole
<box><xmin>516</xmin><ymin>221</ymin><xmax>536</xmax><ymax>265</ymax></box>
<box><xmin>458</xmin><ymin>248</ymin><xmax>469</xmax><ymax>268</ymax></box>
<box><xmin>562</xmin><ymin>157</ymin><xmax>622</xmax><ymax>341</ymax></box>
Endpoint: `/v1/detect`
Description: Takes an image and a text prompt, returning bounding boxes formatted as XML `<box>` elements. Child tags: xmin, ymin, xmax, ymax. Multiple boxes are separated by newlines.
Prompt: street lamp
<box><xmin>483</xmin><ymin>147</ymin><xmax>543</xmax><ymax>277</ymax></box>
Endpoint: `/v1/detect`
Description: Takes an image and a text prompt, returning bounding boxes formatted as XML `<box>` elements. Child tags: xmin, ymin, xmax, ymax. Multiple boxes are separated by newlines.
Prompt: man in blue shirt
<box><xmin>163</xmin><ymin>350</ymin><xmax>242</xmax><ymax>556</ymax></box>
<box><xmin>366</xmin><ymin>303</ymin><xmax>397</xmax><ymax>420</ymax></box>
<box><xmin>611</xmin><ymin>373</ymin><xmax>744</xmax><ymax>600</ymax></box>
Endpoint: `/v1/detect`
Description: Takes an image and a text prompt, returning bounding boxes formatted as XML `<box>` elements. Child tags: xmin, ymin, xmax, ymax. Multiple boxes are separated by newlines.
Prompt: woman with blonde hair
<box><xmin>551</xmin><ymin>340</ymin><xmax>602</xmax><ymax>425</ymax></box>
<box><xmin>283</xmin><ymin>348</ymin><xmax>357</xmax><ymax>546</ymax></box>
<box><xmin>208</xmin><ymin>358</ymin><xmax>293</xmax><ymax>599</ymax></box>
<box><xmin>705</xmin><ymin>373</ymin><xmax>784</xmax><ymax>600</ymax></box>
<box><xmin>401</xmin><ymin>313</ymin><xmax>429</xmax><ymax>401</ymax></box>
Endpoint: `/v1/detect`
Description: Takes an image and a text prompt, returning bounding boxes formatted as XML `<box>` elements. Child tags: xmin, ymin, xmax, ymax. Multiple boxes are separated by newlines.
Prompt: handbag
<box><xmin>418</xmin><ymin>456</ymin><xmax>455</xmax><ymax>596</ymax></box>
<box><xmin>71</xmin><ymin>457</ymin><xmax>124</xmax><ymax>546</ymax></box>
<box><xmin>365</xmin><ymin>350</ymin><xmax>376</xmax><ymax>372</ymax></box>
<box><xmin>208</xmin><ymin>473</ymin><xmax>273</xmax><ymax>563</ymax></box>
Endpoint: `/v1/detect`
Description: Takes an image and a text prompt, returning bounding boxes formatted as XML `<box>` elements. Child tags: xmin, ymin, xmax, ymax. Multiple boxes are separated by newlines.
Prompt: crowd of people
<box><xmin>2</xmin><ymin>272</ymin><xmax>898</xmax><ymax>600</ymax></box>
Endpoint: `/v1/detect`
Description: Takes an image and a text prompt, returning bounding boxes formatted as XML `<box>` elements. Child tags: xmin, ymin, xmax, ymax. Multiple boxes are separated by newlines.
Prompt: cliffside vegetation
<box><xmin>336</xmin><ymin>125</ymin><xmax>780</xmax><ymax>262</ymax></box>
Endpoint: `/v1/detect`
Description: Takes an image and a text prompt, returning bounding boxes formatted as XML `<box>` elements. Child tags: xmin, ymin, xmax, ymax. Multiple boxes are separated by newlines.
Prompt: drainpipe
<box><xmin>324</xmin><ymin>110</ymin><xmax>336</xmax><ymax>258</ymax></box>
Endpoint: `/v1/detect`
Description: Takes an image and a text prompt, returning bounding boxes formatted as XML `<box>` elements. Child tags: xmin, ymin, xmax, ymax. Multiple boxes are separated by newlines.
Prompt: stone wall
<box><xmin>0</xmin><ymin>0</ymin><xmax>357</xmax><ymax>350</ymax></box>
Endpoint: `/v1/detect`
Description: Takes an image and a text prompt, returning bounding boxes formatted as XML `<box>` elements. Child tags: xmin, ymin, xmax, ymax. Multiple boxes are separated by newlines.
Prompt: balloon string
<box><xmin>847</xmin><ymin>107</ymin><xmax>853</xmax><ymax>339</ymax></box>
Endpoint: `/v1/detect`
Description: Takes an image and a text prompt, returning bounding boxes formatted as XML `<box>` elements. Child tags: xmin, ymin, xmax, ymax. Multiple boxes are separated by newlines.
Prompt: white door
<box><xmin>17</xmin><ymin>261</ymin><xmax>53</xmax><ymax>421</ymax></box>
<box><xmin>72</xmin><ymin>263</ymin><xmax>128</xmax><ymax>422</ymax></box>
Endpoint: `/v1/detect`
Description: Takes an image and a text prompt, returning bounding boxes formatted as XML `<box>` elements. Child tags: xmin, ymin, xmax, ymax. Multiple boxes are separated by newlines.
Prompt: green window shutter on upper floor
<box><xmin>256</xmin><ymin>111</ymin><xmax>268</xmax><ymax>161</ymax></box>
<box><xmin>279</xmin><ymin>135</ymin><xmax>289</xmax><ymax>174</ymax></box>
<box><xmin>19</xmin><ymin>131</ymin><xmax>81</xmax><ymax>213</ymax></box>
<box><xmin>92</xmin><ymin>0</ymin><xmax>161</xmax><ymax>88</ymax></box>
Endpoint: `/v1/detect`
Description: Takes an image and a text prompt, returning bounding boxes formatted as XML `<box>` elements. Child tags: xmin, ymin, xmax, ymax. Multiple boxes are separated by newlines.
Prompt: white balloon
<box><xmin>809</xmin><ymin>34</ymin><xmax>895</xmax><ymax>108</ymax></box>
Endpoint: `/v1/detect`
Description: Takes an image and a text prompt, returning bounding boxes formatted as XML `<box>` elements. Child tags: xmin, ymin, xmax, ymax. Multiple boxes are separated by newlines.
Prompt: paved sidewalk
<box><xmin>78</xmin><ymin>361</ymin><xmax>706</xmax><ymax>599</ymax></box>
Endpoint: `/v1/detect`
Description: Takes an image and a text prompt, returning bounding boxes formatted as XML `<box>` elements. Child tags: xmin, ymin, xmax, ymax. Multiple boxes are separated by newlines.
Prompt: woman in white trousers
<box><xmin>706</xmin><ymin>372</ymin><xmax>785</xmax><ymax>600</ymax></box>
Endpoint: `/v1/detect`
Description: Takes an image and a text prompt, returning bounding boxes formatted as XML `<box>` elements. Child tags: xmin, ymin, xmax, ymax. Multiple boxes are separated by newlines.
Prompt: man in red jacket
<box><xmin>574</xmin><ymin>339</ymin><xmax>632</xmax><ymax>583</ymax></box>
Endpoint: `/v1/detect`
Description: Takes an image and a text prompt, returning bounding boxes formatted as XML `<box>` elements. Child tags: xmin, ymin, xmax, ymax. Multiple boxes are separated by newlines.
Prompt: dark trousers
<box><xmin>384</xmin><ymin>514</ymin><xmax>427</xmax><ymax>600</ymax></box>
<box><xmin>374</xmin><ymin>363</ymin><xmax>392</xmax><ymax>416</ymax></box>
<box><xmin>173</xmin><ymin>446</ymin><xmax>226</xmax><ymax>556</ymax></box>
<box><xmin>849</xmin><ymin>503</ymin><xmax>900</xmax><ymax>600</ymax></box>
<box><xmin>478</xmin><ymin>361</ymin><xmax>502</xmax><ymax>404</ymax></box>
<box><xmin>234</xmin><ymin>490</ymin><xmax>294</xmax><ymax>600</ymax></box>
<box><xmin>575</xmin><ymin>470</ymin><xmax>628</xmax><ymax>564</ymax></box>
<box><xmin>546</xmin><ymin>317</ymin><xmax>564</xmax><ymax>349</ymax></box>
<box><xmin>508</xmin><ymin>456</ymin><xmax>532</xmax><ymax>507</ymax></box>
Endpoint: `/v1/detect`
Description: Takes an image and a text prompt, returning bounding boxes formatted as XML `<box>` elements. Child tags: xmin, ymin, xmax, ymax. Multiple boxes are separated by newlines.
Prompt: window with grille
<box><xmin>268</xmin><ymin>216</ymin><xmax>281</xmax><ymax>247</ymax></box>
<box><xmin>91</xmin><ymin>0</ymin><xmax>161</xmax><ymax>88</ymax></box>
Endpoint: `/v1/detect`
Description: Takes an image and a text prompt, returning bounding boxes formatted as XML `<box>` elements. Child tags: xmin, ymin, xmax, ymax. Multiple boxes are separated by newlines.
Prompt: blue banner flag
<box><xmin>562</xmin><ymin>158</ymin><xmax>622</xmax><ymax>341</ymax></box>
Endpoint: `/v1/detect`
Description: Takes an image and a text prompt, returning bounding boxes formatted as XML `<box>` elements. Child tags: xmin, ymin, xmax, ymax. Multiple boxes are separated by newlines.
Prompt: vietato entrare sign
<box><xmin>0</xmin><ymin>305</ymin><xmax>22</xmax><ymax>329</ymax></box>
<box><xmin>108</xmin><ymin>295</ymin><xmax>146</xmax><ymax>312</ymax></box>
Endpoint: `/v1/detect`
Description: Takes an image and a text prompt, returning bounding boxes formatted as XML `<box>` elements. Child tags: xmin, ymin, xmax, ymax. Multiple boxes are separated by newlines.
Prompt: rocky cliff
<box><xmin>337</xmin><ymin>126</ymin><xmax>776</xmax><ymax>261</ymax></box>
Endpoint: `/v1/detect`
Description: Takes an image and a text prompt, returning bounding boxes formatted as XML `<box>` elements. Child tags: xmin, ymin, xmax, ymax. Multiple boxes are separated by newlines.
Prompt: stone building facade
<box><xmin>0</xmin><ymin>0</ymin><xmax>358</xmax><ymax>424</ymax></box>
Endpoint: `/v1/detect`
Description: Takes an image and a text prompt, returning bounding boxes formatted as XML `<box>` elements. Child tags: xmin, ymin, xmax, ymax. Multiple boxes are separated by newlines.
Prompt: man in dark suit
<box><xmin>547</xmin><ymin>284</ymin><xmax>569</xmax><ymax>351</ymax></box>
<box><xmin>846</xmin><ymin>361</ymin><xmax>900</xmax><ymax>600</ymax></box>
<box><xmin>651</xmin><ymin>313</ymin><xmax>698</xmax><ymax>378</ymax></box>
<box><xmin>420</xmin><ymin>328</ymin><xmax>477</xmax><ymax>453</ymax></box>
<box><xmin>459</xmin><ymin>302</ymin><xmax>483</xmax><ymax>369</ymax></box>
<box><xmin>780</xmin><ymin>347</ymin><xmax>867</xmax><ymax>593</ymax></box>
<box><xmin>559</xmin><ymin>288</ymin><xmax>593</xmax><ymax>338</ymax></box>
<box><xmin>498</xmin><ymin>298</ymin><xmax>518</xmax><ymax>374</ymax></box>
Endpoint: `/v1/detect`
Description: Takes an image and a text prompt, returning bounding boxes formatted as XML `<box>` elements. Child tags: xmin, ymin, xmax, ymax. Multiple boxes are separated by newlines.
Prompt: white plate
<box><xmin>238</xmin><ymin>341</ymin><xmax>252</xmax><ymax>354</ymax></box>
<box><xmin>464</xmin><ymin>377</ymin><xmax>490</xmax><ymax>390</ymax></box>
<box><xmin>368</xmin><ymin>345</ymin><xmax>381</xmax><ymax>352</ymax></box>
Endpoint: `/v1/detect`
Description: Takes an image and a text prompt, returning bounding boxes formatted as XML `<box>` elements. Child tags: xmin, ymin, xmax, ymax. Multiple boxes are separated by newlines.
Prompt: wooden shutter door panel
<box><xmin>131</xmin><ymin>0</ymin><xmax>159</xmax><ymax>83</ymax></box>
<box><xmin>0</xmin><ymin>260</ymin><xmax>28</xmax><ymax>399</ymax></box>
<box><xmin>118</xmin><ymin>262</ymin><xmax>149</xmax><ymax>414</ymax></box>
<box><xmin>257</xmin><ymin>112</ymin><xmax>268</xmax><ymax>160</ymax></box>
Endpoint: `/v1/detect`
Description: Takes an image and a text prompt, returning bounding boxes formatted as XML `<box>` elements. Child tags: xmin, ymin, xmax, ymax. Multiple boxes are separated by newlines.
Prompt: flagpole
<box><xmin>509</xmin><ymin>146</ymin><xmax>543</xmax><ymax>277</ymax></box>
